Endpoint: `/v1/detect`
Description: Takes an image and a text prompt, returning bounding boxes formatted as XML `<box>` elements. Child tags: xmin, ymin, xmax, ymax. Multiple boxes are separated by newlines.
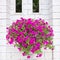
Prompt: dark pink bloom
<box><xmin>46</xmin><ymin>22</ymin><xmax>48</xmax><ymax>25</ymax></box>
<box><xmin>11</xmin><ymin>28</ymin><xmax>18</xmax><ymax>34</ymax></box>
<box><xmin>36</xmin><ymin>53</ymin><xmax>42</xmax><ymax>57</ymax></box>
<box><xmin>29</xmin><ymin>38</ymin><xmax>36</xmax><ymax>44</ymax></box>
<box><xmin>24</xmin><ymin>36</ymin><xmax>29</xmax><ymax>41</ymax></box>
<box><xmin>31</xmin><ymin>42</ymin><xmax>40</xmax><ymax>53</ymax></box>
<box><xmin>17</xmin><ymin>36</ymin><xmax>22</xmax><ymax>43</ymax></box>
<box><xmin>22</xmin><ymin>52</ymin><xmax>26</xmax><ymax>56</ymax></box>
<box><xmin>36</xmin><ymin>55</ymin><xmax>39</xmax><ymax>57</ymax></box>
<box><xmin>18</xmin><ymin>48</ymin><xmax>21</xmax><ymax>51</ymax></box>
<box><xmin>37</xmin><ymin>26</ymin><xmax>43</xmax><ymax>32</ymax></box>
<box><xmin>43</xmin><ymin>40</ymin><xmax>49</xmax><ymax>45</ymax></box>
<box><xmin>50</xmin><ymin>41</ymin><xmax>53</xmax><ymax>44</ymax></box>
<box><xmin>22</xmin><ymin>43</ymin><xmax>28</xmax><ymax>48</ymax></box>
<box><xmin>21</xmin><ymin>17</ymin><xmax>26</xmax><ymax>20</ymax></box>
<box><xmin>9</xmin><ymin>37</ymin><xmax>14</xmax><ymax>44</ymax></box>
<box><xmin>52</xmin><ymin>48</ymin><xmax>54</xmax><ymax>50</ymax></box>
<box><xmin>19</xmin><ymin>32</ymin><xmax>24</xmax><ymax>35</ymax></box>
<box><xmin>27</xmin><ymin>55</ymin><xmax>30</xmax><ymax>58</ymax></box>
<box><xmin>16</xmin><ymin>19</ymin><xmax>21</xmax><ymax>24</ymax></box>
<box><xmin>44</xmin><ymin>47</ymin><xmax>47</xmax><ymax>50</ymax></box>
<box><xmin>38</xmin><ymin>54</ymin><xmax>42</xmax><ymax>57</ymax></box>
<box><xmin>6</xmin><ymin>34</ymin><xmax>9</xmax><ymax>40</ymax></box>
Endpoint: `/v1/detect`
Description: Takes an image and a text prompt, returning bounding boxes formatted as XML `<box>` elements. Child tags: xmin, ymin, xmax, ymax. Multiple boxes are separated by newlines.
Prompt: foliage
<box><xmin>6</xmin><ymin>17</ymin><xmax>54</xmax><ymax>59</ymax></box>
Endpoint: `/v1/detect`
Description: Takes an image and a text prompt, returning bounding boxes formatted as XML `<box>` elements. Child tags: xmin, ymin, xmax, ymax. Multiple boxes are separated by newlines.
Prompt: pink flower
<box><xmin>37</xmin><ymin>26</ymin><xmax>43</xmax><ymax>32</ymax></box>
<box><xmin>21</xmin><ymin>17</ymin><xmax>26</xmax><ymax>20</ymax></box>
<box><xmin>27</xmin><ymin>55</ymin><xmax>30</xmax><ymax>58</ymax></box>
<box><xmin>46</xmin><ymin>22</ymin><xmax>48</xmax><ymax>25</ymax></box>
<box><xmin>18</xmin><ymin>48</ymin><xmax>21</xmax><ymax>51</ymax></box>
<box><xmin>6</xmin><ymin>34</ymin><xmax>9</xmax><ymax>40</ymax></box>
<box><xmin>19</xmin><ymin>32</ymin><xmax>24</xmax><ymax>35</ymax></box>
<box><xmin>36</xmin><ymin>53</ymin><xmax>42</xmax><ymax>57</ymax></box>
<box><xmin>36</xmin><ymin>42</ymin><xmax>40</xmax><ymax>47</ymax></box>
<box><xmin>52</xmin><ymin>48</ymin><xmax>54</xmax><ymax>50</ymax></box>
<box><xmin>38</xmin><ymin>54</ymin><xmax>42</xmax><ymax>57</ymax></box>
<box><xmin>28</xmin><ymin>18</ymin><xmax>32</xmax><ymax>21</ymax></box>
<box><xmin>29</xmin><ymin>38</ymin><xmax>36</xmax><ymax>44</ymax></box>
<box><xmin>18</xmin><ymin>24</ymin><xmax>22</xmax><ymax>29</ymax></box>
<box><xmin>49</xmin><ymin>41</ymin><xmax>53</xmax><ymax>44</ymax></box>
<box><xmin>6</xmin><ymin>17</ymin><xmax>54</xmax><ymax>58</ymax></box>
<box><xmin>11</xmin><ymin>28</ymin><xmax>18</xmax><ymax>34</ymax></box>
<box><xmin>44</xmin><ymin>47</ymin><xmax>47</xmax><ymax>50</ymax></box>
<box><xmin>31</xmin><ymin>42</ymin><xmax>40</xmax><ymax>53</ymax></box>
<box><xmin>41</xmin><ymin>33</ymin><xmax>44</xmax><ymax>36</ymax></box>
<box><xmin>16</xmin><ymin>19</ymin><xmax>21</xmax><ymax>24</ymax></box>
<box><xmin>24</xmin><ymin>36</ymin><xmax>29</xmax><ymax>41</ymax></box>
<box><xmin>22</xmin><ymin>52</ymin><xmax>26</xmax><ymax>56</ymax></box>
<box><xmin>27</xmin><ymin>18</ymin><xmax>32</xmax><ymax>25</ymax></box>
<box><xmin>50</xmin><ymin>32</ymin><xmax>54</xmax><ymax>36</ymax></box>
<box><xmin>17</xmin><ymin>36</ymin><xmax>22</xmax><ymax>43</ymax></box>
<box><xmin>22</xmin><ymin>43</ymin><xmax>28</xmax><ymax>48</ymax></box>
<box><xmin>12</xmin><ymin>22</ymin><xmax>16</xmax><ymax>26</ymax></box>
<box><xmin>43</xmin><ymin>40</ymin><xmax>49</xmax><ymax>45</ymax></box>
<box><xmin>9</xmin><ymin>37</ymin><xmax>14</xmax><ymax>44</ymax></box>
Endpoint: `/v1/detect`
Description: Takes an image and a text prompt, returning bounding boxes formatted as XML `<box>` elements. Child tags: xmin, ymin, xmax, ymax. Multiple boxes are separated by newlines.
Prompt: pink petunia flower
<box><xmin>43</xmin><ymin>40</ymin><xmax>49</xmax><ymax>45</ymax></box>
<box><xmin>27</xmin><ymin>55</ymin><xmax>30</xmax><ymax>59</ymax></box>
<box><xmin>18</xmin><ymin>48</ymin><xmax>21</xmax><ymax>51</ymax></box>
<box><xmin>9</xmin><ymin>37</ymin><xmax>14</xmax><ymax>44</ymax></box>
<box><xmin>17</xmin><ymin>36</ymin><xmax>22</xmax><ymax>43</ymax></box>
<box><xmin>29</xmin><ymin>38</ymin><xmax>36</xmax><ymax>45</ymax></box>
<box><xmin>22</xmin><ymin>52</ymin><xmax>26</xmax><ymax>56</ymax></box>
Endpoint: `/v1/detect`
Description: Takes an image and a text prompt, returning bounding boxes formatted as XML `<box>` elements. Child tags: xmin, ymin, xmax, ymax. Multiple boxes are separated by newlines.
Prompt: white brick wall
<box><xmin>0</xmin><ymin>0</ymin><xmax>6</xmax><ymax>60</ymax></box>
<box><xmin>53</xmin><ymin>0</ymin><xmax>60</xmax><ymax>60</ymax></box>
<box><xmin>0</xmin><ymin>0</ymin><xmax>60</xmax><ymax>60</ymax></box>
<box><xmin>6</xmin><ymin>0</ymin><xmax>53</xmax><ymax>60</ymax></box>
<box><xmin>8</xmin><ymin>0</ymin><xmax>52</xmax><ymax>24</ymax></box>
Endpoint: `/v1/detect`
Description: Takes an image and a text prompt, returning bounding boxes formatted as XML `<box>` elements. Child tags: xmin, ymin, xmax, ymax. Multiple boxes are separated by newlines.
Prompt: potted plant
<box><xmin>6</xmin><ymin>17</ymin><xmax>54</xmax><ymax>60</ymax></box>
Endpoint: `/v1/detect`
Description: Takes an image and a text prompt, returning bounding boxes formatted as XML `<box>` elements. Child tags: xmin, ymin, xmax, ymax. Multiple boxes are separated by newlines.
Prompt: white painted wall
<box><xmin>0</xmin><ymin>0</ymin><xmax>60</xmax><ymax>60</ymax></box>
<box><xmin>6</xmin><ymin>0</ymin><xmax>53</xmax><ymax>60</ymax></box>
<box><xmin>53</xmin><ymin>0</ymin><xmax>60</xmax><ymax>60</ymax></box>
<box><xmin>7</xmin><ymin>0</ymin><xmax>52</xmax><ymax>25</ymax></box>
<box><xmin>0</xmin><ymin>0</ymin><xmax>6</xmax><ymax>60</ymax></box>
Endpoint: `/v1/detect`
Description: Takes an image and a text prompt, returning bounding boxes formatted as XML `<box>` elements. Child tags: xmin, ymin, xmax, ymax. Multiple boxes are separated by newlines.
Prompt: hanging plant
<box><xmin>6</xmin><ymin>17</ymin><xmax>54</xmax><ymax>59</ymax></box>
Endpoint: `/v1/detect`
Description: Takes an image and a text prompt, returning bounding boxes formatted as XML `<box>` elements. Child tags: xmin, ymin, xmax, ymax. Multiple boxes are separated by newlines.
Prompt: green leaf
<box><xmin>47</xmin><ymin>44</ymin><xmax>54</xmax><ymax>49</ymax></box>
<box><xmin>27</xmin><ymin>45</ymin><xmax>32</xmax><ymax>50</ymax></box>
<box><xmin>21</xmin><ymin>26</ymin><xmax>25</xmax><ymax>31</ymax></box>
<box><xmin>35</xmin><ymin>50</ymin><xmax>42</xmax><ymax>54</ymax></box>
<box><xmin>40</xmin><ymin>44</ymin><xmax>43</xmax><ymax>48</ymax></box>
<box><xmin>49</xmin><ymin>46</ymin><xmax>54</xmax><ymax>49</ymax></box>
<box><xmin>22</xmin><ymin>47</ymin><xmax>30</xmax><ymax>54</ymax></box>
<box><xmin>14</xmin><ymin>43</ymin><xmax>19</xmax><ymax>47</ymax></box>
<box><xmin>26</xmin><ymin>40</ymin><xmax>29</xmax><ymax>44</ymax></box>
<box><xmin>14</xmin><ymin>43</ymin><xmax>22</xmax><ymax>48</ymax></box>
<box><xmin>44</xmin><ymin>29</ymin><xmax>49</xmax><ymax>34</ymax></box>
<box><xmin>37</xmin><ymin>39</ymin><xmax>43</xmax><ymax>43</ymax></box>
<box><xmin>22</xmin><ymin>45</ymin><xmax>32</xmax><ymax>54</ymax></box>
<box><xmin>24</xmin><ymin>33</ymin><xmax>28</xmax><ymax>36</ymax></box>
<box><xmin>47</xmin><ymin>37</ymin><xmax>53</xmax><ymax>40</ymax></box>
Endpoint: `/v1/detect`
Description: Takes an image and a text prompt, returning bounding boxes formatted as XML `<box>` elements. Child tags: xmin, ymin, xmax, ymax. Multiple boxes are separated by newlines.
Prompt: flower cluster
<box><xmin>6</xmin><ymin>17</ymin><xmax>54</xmax><ymax>59</ymax></box>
